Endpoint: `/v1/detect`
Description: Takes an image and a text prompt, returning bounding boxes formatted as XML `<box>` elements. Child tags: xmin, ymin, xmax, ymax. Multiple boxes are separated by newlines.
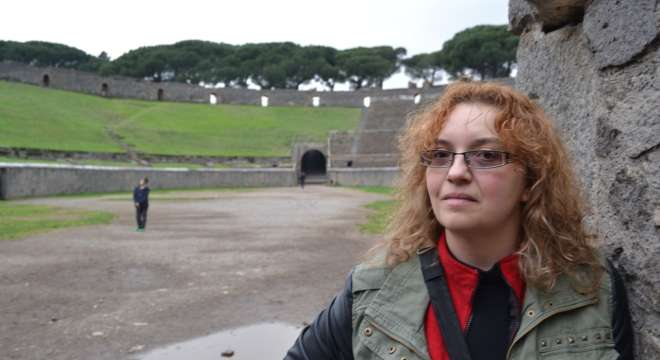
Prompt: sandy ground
<box><xmin>0</xmin><ymin>186</ymin><xmax>388</xmax><ymax>360</ymax></box>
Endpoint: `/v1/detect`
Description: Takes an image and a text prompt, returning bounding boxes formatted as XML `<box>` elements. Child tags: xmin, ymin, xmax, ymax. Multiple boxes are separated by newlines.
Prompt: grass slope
<box><xmin>0</xmin><ymin>81</ymin><xmax>361</xmax><ymax>157</ymax></box>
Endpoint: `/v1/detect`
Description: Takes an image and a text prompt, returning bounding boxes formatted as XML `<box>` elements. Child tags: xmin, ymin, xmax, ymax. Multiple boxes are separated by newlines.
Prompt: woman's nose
<box><xmin>446</xmin><ymin>153</ymin><xmax>472</xmax><ymax>183</ymax></box>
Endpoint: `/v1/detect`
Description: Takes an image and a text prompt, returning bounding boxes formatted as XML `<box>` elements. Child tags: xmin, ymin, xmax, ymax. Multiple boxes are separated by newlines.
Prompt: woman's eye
<box><xmin>475</xmin><ymin>150</ymin><xmax>500</xmax><ymax>161</ymax></box>
<box><xmin>433</xmin><ymin>151</ymin><xmax>451</xmax><ymax>159</ymax></box>
<box><xmin>482</xmin><ymin>151</ymin><xmax>497</xmax><ymax>159</ymax></box>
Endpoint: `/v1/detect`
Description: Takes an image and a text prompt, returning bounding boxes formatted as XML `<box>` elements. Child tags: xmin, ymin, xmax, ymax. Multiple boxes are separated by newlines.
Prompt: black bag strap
<box><xmin>418</xmin><ymin>247</ymin><xmax>472</xmax><ymax>360</ymax></box>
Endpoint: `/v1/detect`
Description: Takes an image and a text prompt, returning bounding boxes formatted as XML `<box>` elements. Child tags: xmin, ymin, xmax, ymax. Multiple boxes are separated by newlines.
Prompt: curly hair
<box><xmin>382</xmin><ymin>81</ymin><xmax>602</xmax><ymax>293</ymax></box>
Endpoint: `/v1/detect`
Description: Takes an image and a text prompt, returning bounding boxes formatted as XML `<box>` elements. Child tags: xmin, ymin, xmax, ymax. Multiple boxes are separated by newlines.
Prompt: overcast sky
<box><xmin>2</xmin><ymin>0</ymin><xmax>510</xmax><ymax>89</ymax></box>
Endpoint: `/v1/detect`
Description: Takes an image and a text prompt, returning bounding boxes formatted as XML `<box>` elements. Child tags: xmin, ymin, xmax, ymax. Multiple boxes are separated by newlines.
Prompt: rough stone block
<box><xmin>583</xmin><ymin>0</ymin><xmax>658</xmax><ymax>68</ymax></box>
<box><xmin>527</xmin><ymin>0</ymin><xmax>588</xmax><ymax>32</ymax></box>
<box><xmin>509</xmin><ymin>0</ymin><xmax>538</xmax><ymax>35</ymax></box>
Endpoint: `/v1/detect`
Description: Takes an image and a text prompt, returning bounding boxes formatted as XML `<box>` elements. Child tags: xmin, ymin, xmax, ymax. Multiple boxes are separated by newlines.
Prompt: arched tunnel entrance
<box><xmin>301</xmin><ymin>150</ymin><xmax>327</xmax><ymax>177</ymax></box>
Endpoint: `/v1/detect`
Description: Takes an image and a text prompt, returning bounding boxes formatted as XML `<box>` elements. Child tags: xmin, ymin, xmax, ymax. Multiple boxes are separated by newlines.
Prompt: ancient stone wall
<box><xmin>328</xmin><ymin>167</ymin><xmax>400</xmax><ymax>187</ymax></box>
<box><xmin>328</xmin><ymin>99</ymin><xmax>424</xmax><ymax>168</ymax></box>
<box><xmin>0</xmin><ymin>147</ymin><xmax>290</xmax><ymax>167</ymax></box>
<box><xmin>0</xmin><ymin>163</ymin><xmax>404</xmax><ymax>198</ymax></box>
<box><xmin>0</xmin><ymin>61</ymin><xmax>443</xmax><ymax>108</ymax></box>
<box><xmin>510</xmin><ymin>0</ymin><xmax>659</xmax><ymax>357</ymax></box>
<box><xmin>0</xmin><ymin>164</ymin><xmax>296</xmax><ymax>199</ymax></box>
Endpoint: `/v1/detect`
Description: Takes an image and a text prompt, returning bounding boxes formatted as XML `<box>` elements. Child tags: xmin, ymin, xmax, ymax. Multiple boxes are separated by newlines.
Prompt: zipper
<box><xmin>463</xmin><ymin>272</ymin><xmax>479</xmax><ymax>334</ymax></box>
<box><xmin>367</xmin><ymin>319</ymin><xmax>429</xmax><ymax>360</ymax></box>
<box><xmin>464</xmin><ymin>313</ymin><xmax>473</xmax><ymax>334</ymax></box>
<box><xmin>505</xmin><ymin>298</ymin><xmax>598</xmax><ymax>359</ymax></box>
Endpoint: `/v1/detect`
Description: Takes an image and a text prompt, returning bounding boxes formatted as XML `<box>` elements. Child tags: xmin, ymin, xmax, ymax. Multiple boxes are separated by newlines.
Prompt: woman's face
<box><xmin>425</xmin><ymin>102</ymin><xmax>528</xmax><ymax>234</ymax></box>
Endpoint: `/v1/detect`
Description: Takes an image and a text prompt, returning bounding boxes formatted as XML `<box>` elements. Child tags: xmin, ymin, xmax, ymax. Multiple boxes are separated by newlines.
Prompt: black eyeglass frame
<box><xmin>420</xmin><ymin>149</ymin><xmax>514</xmax><ymax>169</ymax></box>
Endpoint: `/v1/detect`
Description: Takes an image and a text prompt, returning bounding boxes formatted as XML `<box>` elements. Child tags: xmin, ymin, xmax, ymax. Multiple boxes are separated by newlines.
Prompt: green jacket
<box><xmin>352</xmin><ymin>255</ymin><xmax>625</xmax><ymax>360</ymax></box>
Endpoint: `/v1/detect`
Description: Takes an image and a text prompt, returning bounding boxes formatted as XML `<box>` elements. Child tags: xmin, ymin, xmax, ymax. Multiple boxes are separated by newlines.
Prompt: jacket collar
<box><xmin>513</xmin><ymin>273</ymin><xmax>599</xmax><ymax>344</ymax></box>
<box><xmin>438</xmin><ymin>233</ymin><xmax>525</xmax><ymax>316</ymax></box>
<box><xmin>439</xmin><ymin>232</ymin><xmax>524</xmax><ymax>296</ymax></box>
<box><xmin>364</xmin><ymin>254</ymin><xmax>430</xmax><ymax>358</ymax></box>
<box><xmin>361</xmin><ymin>237</ymin><xmax>595</xmax><ymax>359</ymax></box>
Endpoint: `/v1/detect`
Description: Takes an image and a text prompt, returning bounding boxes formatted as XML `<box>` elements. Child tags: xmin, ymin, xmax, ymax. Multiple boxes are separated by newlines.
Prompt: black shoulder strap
<box><xmin>419</xmin><ymin>248</ymin><xmax>472</xmax><ymax>360</ymax></box>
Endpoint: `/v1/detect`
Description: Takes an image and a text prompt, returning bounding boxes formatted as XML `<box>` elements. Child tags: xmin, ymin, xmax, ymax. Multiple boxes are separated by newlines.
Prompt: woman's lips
<box><xmin>442</xmin><ymin>193</ymin><xmax>477</xmax><ymax>207</ymax></box>
<box><xmin>442</xmin><ymin>193</ymin><xmax>477</xmax><ymax>201</ymax></box>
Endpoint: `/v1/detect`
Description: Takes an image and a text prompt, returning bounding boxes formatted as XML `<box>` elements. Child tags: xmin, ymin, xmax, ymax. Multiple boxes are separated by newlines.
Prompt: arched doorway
<box><xmin>157</xmin><ymin>88</ymin><xmax>164</xmax><ymax>101</ymax></box>
<box><xmin>101</xmin><ymin>83</ymin><xmax>109</xmax><ymax>97</ymax></box>
<box><xmin>301</xmin><ymin>150</ymin><xmax>326</xmax><ymax>176</ymax></box>
<box><xmin>42</xmin><ymin>74</ymin><xmax>50</xmax><ymax>87</ymax></box>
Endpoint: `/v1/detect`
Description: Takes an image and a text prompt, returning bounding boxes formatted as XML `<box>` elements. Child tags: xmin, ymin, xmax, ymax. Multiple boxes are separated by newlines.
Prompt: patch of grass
<box><xmin>150</xmin><ymin>162</ymin><xmax>205</xmax><ymax>169</ymax></box>
<box><xmin>349</xmin><ymin>186</ymin><xmax>395</xmax><ymax>195</ymax></box>
<box><xmin>0</xmin><ymin>157</ymin><xmax>279</xmax><ymax>169</ymax></box>
<box><xmin>0</xmin><ymin>156</ymin><xmax>60</xmax><ymax>164</ymax></box>
<box><xmin>0</xmin><ymin>201</ymin><xmax>114</xmax><ymax>240</ymax></box>
<box><xmin>347</xmin><ymin>186</ymin><xmax>397</xmax><ymax>234</ymax></box>
<box><xmin>359</xmin><ymin>199</ymin><xmax>397</xmax><ymax>235</ymax></box>
<box><xmin>74</xmin><ymin>159</ymin><xmax>141</xmax><ymax>167</ymax></box>
<box><xmin>0</xmin><ymin>80</ymin><xmax>361</xmax><ymax>157</ymax></box>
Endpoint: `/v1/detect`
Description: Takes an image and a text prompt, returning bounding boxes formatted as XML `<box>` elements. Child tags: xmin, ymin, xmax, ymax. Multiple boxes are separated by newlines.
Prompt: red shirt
<box><xmin>425</xmin><ymin>234</ymin><xmax>525</xmax><ymax>360</ymax></box>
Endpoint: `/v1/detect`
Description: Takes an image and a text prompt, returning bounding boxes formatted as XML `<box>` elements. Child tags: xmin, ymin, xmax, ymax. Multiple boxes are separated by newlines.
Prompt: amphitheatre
<box><xmin>0</xmin><ymin>59</ymin><xmax>474</xmax><ymax>198</ymax></box>
<box><xmin>1</xmin><ymin>0</ymin><xmax>658</xmax><ymax>359</ymax></box>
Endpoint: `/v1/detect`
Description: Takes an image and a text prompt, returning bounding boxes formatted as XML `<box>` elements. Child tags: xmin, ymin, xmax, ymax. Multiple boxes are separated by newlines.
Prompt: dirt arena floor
<box><xmin>0</xmin><ymin>186</ymin><xmax>388</xmax><ymax>360</ymax></box>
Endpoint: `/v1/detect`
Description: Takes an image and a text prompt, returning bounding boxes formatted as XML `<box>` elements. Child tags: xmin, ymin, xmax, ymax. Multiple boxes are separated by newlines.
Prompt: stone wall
<box><xmin>328</xmin><ymin>167</ymin><xmax>400</xmax><ymax>187</ymax></box>
<box><xmin>0</xmin><ymin>147</ymin><xmax>291</xmax><ymax>167</ymax></box>
<box><xmin>0</xmin><ymin>164</ymin><xmax>296</xmax><ymax>199</ymax></box>
<box><xmin>0</xmin><ymin>164</ymin><xmax>403</xmax><ymax>198</ymax></box>
<box><xmin>328</xmin><ymin>99</ymin><xmax>424</xmax><ymax>168</ymax></box>
<box><xmin>0</xmin><ymin>61</ymin><xmax>445</xmax><ymax>108</ymax></box>
<box><xmin>510</xmin><ymin>0</ymin><xmax>659</xmax><ymax>357</ymax></box>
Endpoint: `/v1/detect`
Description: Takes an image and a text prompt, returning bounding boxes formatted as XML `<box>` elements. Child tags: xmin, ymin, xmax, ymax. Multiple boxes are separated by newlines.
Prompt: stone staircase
<box><xmin>330</xmin><ymin>99</ymin><xmax>420</xmax><ymax>168</ymax></box>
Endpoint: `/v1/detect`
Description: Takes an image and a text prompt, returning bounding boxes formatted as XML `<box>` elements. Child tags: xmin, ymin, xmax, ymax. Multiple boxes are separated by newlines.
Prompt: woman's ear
<box><xmin>521</xmin><ymin>187</ymin><xmax>530</xmax><ymax>203</ymax></box>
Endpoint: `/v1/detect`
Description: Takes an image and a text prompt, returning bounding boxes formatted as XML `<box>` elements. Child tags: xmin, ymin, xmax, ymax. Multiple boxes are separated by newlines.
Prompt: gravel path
<box><xmin>0</xmin><ymin>186</ymin><xmax>388</xmax><ymax>360</ymax></box>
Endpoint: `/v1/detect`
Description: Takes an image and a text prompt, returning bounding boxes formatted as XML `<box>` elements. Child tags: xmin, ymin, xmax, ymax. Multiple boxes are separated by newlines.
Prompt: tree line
<box><xmin>0</xmin><ymin>25</ymin><xmax>517</xmax><ymax>90</ymax></box>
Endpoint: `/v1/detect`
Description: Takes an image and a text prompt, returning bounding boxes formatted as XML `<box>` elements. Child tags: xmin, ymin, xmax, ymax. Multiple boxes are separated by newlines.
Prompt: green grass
<box><xmin>0</xmin><ymin>201</ymin><xmax>114</xmax><ymax>240</ymax></box>
<box><xmin>0</xmin><ymin>156</ymin><xmax>60</xmax><ymax>164</ymax></box>
<box><xmin>348</xmin><ymin>186</ymin><xmax>397</xmax><ymax>235</ymax></box>
<box><xmin>0</xmin><ymin>80</ymin><xmax>361</xmax><ymax>157</ymax></box>
<box><xmin>349</xmin><ymin>186</ymin><xmax>396</xmax><ymax>195</ymax></box>
<box><xmin>359</xmin><ymin>200</ymin><xmax>397</xmax><ymax>235</ymax></box>
<box><xmin>0</xmin><ymin>156</ymin><xmax>279</xmax><ymax>169</ymax></box>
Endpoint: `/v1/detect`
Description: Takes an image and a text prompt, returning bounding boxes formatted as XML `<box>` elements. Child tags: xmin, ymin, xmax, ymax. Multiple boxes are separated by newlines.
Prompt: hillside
<box><xmin>0</xmin><ymin>80</ymin><xmax>361</xmax><ymax>157</ymax></box>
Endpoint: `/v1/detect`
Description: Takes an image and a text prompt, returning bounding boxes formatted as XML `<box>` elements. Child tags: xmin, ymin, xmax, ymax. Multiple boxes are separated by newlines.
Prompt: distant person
<box><xmin>299</xmin><ymin>171</ymin><xmax>306</xmax><ymax>189</ymax></box>
<box><xmin>133</xmin><ymin>177</ymin><xmax>150</xmax><ymax>232</ymax></box>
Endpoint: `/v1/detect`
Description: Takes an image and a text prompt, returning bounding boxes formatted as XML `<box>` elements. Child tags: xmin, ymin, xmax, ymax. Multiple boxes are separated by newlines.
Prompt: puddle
<box><xmin>136</xmin><ymin>322</ymin><xmax>302</xmax><ymax>360</ymax></box>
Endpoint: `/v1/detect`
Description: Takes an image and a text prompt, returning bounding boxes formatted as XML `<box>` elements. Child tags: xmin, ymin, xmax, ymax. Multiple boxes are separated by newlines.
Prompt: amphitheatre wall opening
<box><xmin>157</xmin><ymin>88</ymin><xmax>164</xmax><ymax>101</ymax></box>
<box><xmin>101</xmin><ymin>83</ymin><xmax>109</xmax><ymax>97</ymax></box>
<box><xmin>42</xmin><ymin>74</ymin><xmax>50</xmax><ymax>87</ymax></box>
<box><xmin>300</xmin><ymin>150</ymin><xmax>326</xmax><ymax>176</ymax></box>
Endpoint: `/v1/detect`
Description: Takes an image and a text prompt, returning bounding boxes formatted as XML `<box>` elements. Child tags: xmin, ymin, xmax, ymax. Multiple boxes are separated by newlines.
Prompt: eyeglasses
<box><xmin>420</xmin><ymin>149</ymin><xmax>513</xmax><ymax>169</ymax></box>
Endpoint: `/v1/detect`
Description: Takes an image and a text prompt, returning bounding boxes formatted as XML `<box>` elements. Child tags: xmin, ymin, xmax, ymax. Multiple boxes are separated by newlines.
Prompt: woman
<box><xmin>285</xmin><ymin>82</ymin><xmax>633</xmax><ymax>360</ymax></box>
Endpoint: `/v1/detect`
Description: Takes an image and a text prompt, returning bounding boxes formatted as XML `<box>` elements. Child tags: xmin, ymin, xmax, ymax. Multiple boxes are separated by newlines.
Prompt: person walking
<box><xmin>133</xmin><ymin>177</ymin><xmax>150</xmax><ymax>232</ymax></box>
